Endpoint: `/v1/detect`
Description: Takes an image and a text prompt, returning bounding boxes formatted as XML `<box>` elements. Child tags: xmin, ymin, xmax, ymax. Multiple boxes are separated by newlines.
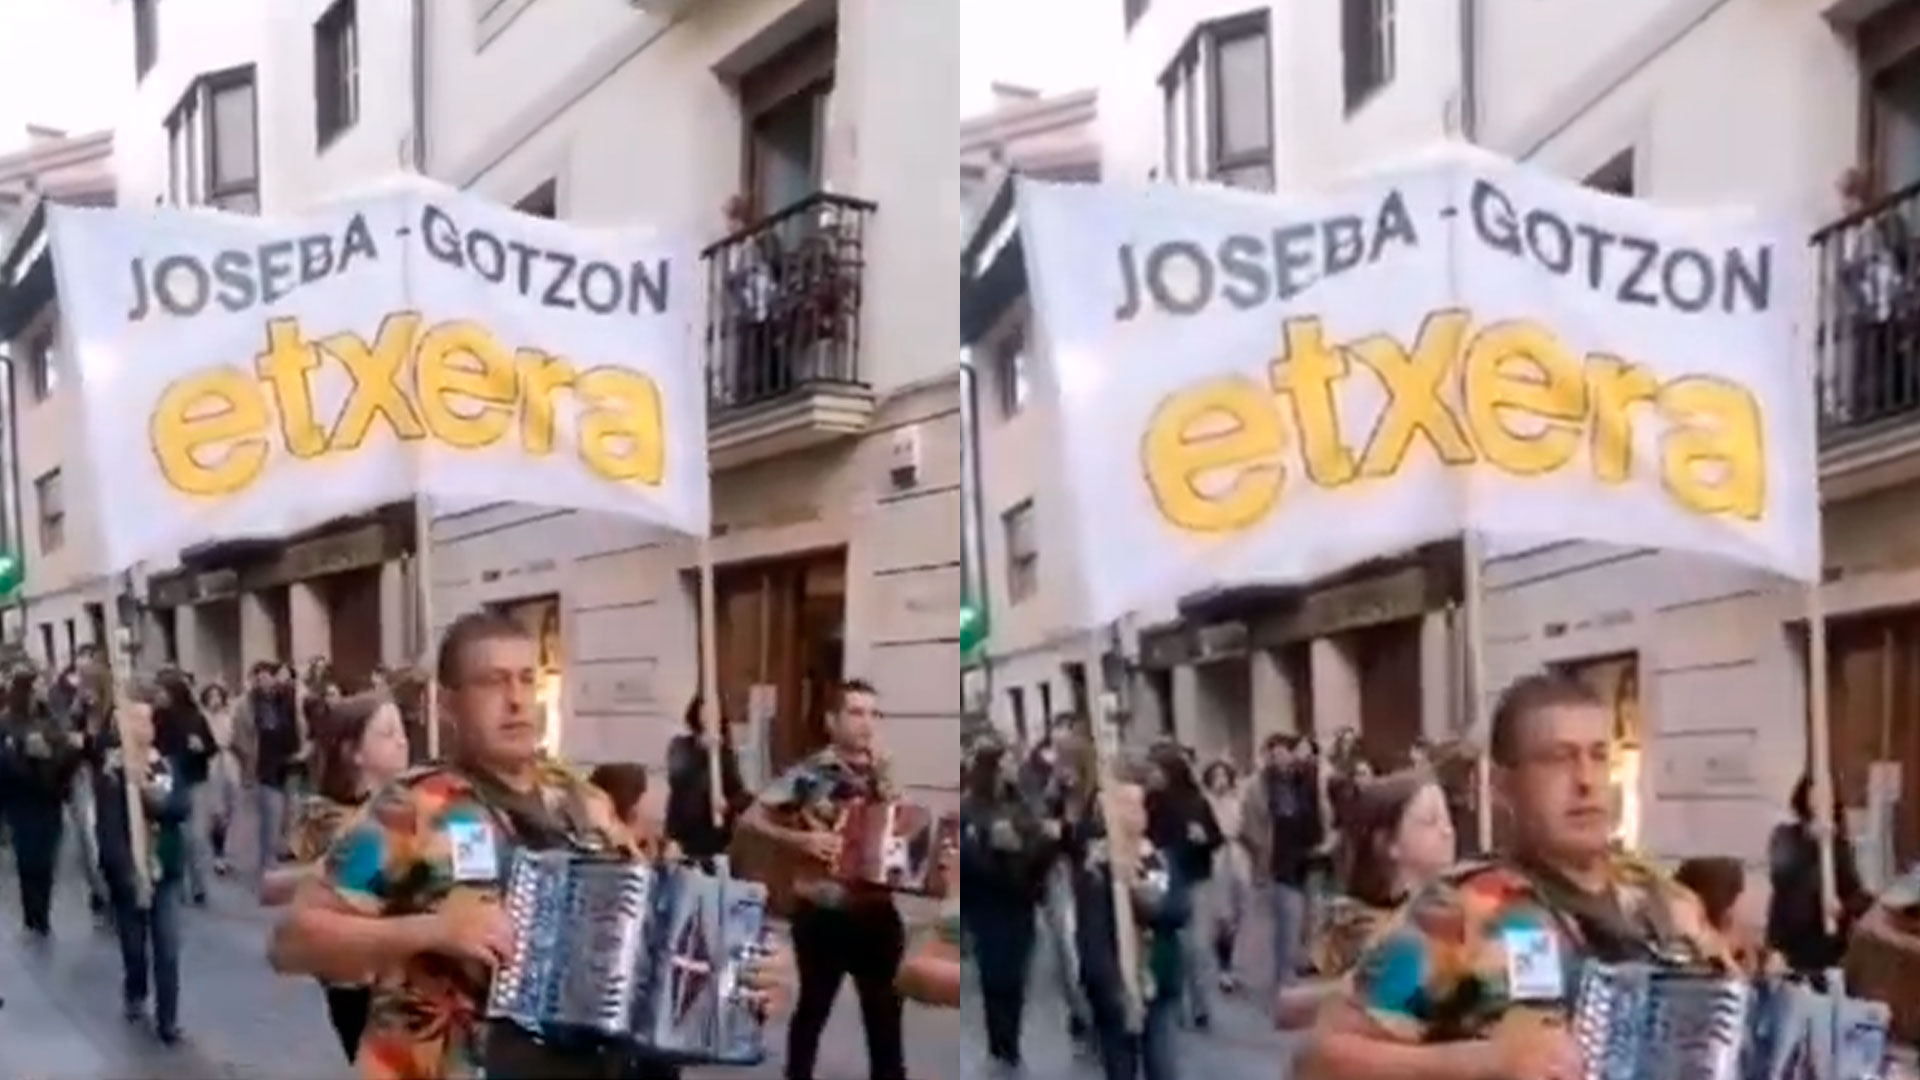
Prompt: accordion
<box><xmin>832</xmin><ymin>799</ymin><xmax>959</xmax><ymax>896</ymax></box>
<box><xmin>1571</xmin><ymin>962</ymin><xmax>1893</xmax><ymax>1080</ymax></box>
<box><xmin>485</xmin><ymin>850</ymin><xmax>770</xmax><ymax>1070</ymax></box>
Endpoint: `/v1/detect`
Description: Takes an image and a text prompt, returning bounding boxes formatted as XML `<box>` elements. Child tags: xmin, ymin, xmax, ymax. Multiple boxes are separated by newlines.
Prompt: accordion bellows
<box><xmin>487</xmin><ymin>850</ymin><xmax>770</xmax><ymax>1066</ymax></box>
<box><xmin>1571</xmin><ymin>962</ymin><xmax>1893</xmax><ymax>1080</ymax></box>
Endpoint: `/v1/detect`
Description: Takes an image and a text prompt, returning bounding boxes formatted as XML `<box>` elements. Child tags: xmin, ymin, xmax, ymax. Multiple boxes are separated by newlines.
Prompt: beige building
<box><xmin>416</xmin><ymin>0</ymin><xmax>963</xmax><ymax>797</ymax></box>
<box><xmin>960</xmin><ymin>88</ymin><xmax>1105</xmax><ymax>743</ymax></box>
<box><xmin>0</xmin><ymin>127</ymin><xmax>120</xmax><ymax>671</ymax></box>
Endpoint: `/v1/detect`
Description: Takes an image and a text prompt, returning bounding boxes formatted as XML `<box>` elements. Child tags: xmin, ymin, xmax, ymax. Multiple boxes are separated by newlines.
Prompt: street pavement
<box><xmin>959</xmin><ymin>893</ymin><xmax>1298</xmax><ymax>1078</ymax></box>
<box><xmin>0</xmin><ymin>805</ymin><xmax>960</xmax><ymax>1080</ymax></box>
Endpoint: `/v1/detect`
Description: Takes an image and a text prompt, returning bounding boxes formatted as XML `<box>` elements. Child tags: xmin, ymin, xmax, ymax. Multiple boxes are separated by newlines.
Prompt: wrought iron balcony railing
<box><xmin>1814</xmin><ymin>179</ymin><xmax>1920</xmax><ymax>441</ymax></box>
<box><xmin>701</xmin><ymin>192</ymin><xmax>876</xmax><ymax>413</ymax></box>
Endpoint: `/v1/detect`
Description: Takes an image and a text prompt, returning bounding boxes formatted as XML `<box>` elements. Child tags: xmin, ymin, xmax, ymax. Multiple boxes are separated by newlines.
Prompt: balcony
<box><xmin>702</xmin><ymin>192</ymin><xmax>877</xmax><ymax>470</ymax></box>
<box><xmin>1815</xmin><ymin>180</ymin><xmax>1920</xmax><ymax>496</ymax></box>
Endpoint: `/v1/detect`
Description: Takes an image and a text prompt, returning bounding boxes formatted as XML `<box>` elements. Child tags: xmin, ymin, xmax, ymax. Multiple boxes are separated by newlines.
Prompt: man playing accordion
<box><xmin>267</xmin><ymin>612</ymin><xmax>793</xmax><ymax>1080</ymax></box>
<box><xmin>1299</xmin><ymin>673</ymin><xmax>1734</xmax><ymax>1080</ymax></box>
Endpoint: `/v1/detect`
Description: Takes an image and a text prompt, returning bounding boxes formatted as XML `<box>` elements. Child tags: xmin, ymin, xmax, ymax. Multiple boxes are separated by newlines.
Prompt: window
<box><xmin>27</xmin><ymin>331</ymin><xmax>57</xmax><ymax>401</ymax></box>
<box><xmin>1002</xmin><ymin>499</ymin><xmax>1038</xmax><ymax>604</ymax></box>
<box><xmin>1038</xmin><ymin>681</ymin><xmax>1054</xmax><ymax>725</ymax></box>
<box><xmin>739</xmin><ymin>29</ymin><xmax>834</xmax><ymax>218</ymax></box>
<box><xmin>167</xmin><ymin>66</ymin><xmax>260</xmax><ymax>213</ymax></box>
<box><xmin>1585</xmin><ymin>151</ymin><xmax>1635</xmax><ymax>197</ymax></box>
<box><xmin>64</xmin><ymin>619</ymin><xmax>76</xmax><ymax>664</ymax></box>
<box><xmin>132</xmin><ymin>0</ymin><xmax>158</xmax><ymax>81</ymax></box>
<box><xmin>314</xmin><ymin>0</ymin><xmax>360</xmax><ymax>149</ymax></box>
<box><xmin>996</xmin><ymin>331</ymin><xmax>1029</xmax><ymax>416</ymax></box>
<box><xmin>38</xmin><ymin>624</ymin><xmax>53</xmax><ymax>670</ymax></box>
<box><xmin>34</xmin><ymin>469</ymin><xmax>63</xmax><ymax>553</ymax></box>
<box><xmin>1007</xmin><ymin>686</ymin><xmax>1028</xmax><ymax>745</ymax></box>
<box><xmin>1124</xmin><ymin>0</ymin><xmax>1149</xmax><ymax>31</ymax></box>
<box><xmin>1341</xmin><ymin>0</ymin><xmax>1396</xmax><ymax>113</ymax></box>
<box><xmin>516</xmin><ymin>180</ymin><xmax>558</xmax><ymax>219</ymax></box>
<box><xmin>1161</xmin><ymin>12</ymin><xmax>1274</xmax><ymax>191</ymax></box>
<box><xmin>1064</xmin><ymin>661</ymin><xmax>1090</xmax><ymax>717</ymax></box>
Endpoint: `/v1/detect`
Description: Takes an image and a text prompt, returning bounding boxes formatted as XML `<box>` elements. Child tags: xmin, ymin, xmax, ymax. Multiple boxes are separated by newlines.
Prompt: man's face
<box><xmin>252</xmin><ymin>670</ymin><xmax>272</xmax><ymax>692</ymax></box>
<box><xmin>830</xmin><ymin>689</ymin><xmax>880</xmax><ymax>754</ymax></box>
<box><xmin>1266</xmin><ymin>742</ymin><xmax>1293</xmax><ymax>770</ymax></box>
<box><xmin>447</xmin><ymin>635</ymin><xmax>542</xmax><ymax>768</ymax></box>
<box><xmin>1498</xmin><ymin>702</ymin><xmax>1613</xmax><ymax>861</ymax></box>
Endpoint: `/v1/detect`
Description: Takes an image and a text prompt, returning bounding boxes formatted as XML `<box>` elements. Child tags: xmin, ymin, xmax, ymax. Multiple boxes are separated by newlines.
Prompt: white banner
<box><xmin>47</xmin><ymin>176</ymin><xmax>707</xmax><ymax>572</ymax></box>
<box><xmin>1018</xmin><ymin>151</ymin><xmax>1818</xmax><ymax>629</ymax></box>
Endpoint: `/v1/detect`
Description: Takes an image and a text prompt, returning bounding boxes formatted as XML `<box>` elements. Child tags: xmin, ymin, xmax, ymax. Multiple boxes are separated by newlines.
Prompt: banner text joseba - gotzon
<box><xmin>1110</xmin><ymin>179</ymin><xmax>1776</xmax><ymax>534</ymax></box>
<box><xmin>122</xmin><ymin>202</ymin><xmax>672</xmax><ymax>499</ymax></box>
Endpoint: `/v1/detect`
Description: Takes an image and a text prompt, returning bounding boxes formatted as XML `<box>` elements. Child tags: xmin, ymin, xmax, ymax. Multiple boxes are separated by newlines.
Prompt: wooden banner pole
<box><xmin>1805</xmin><ymin>583</ymin><xmax>1840</xmax><ymax>937</ymax></box>
<box><xmin>1083</xmin><ymin>631</ymin><xmax>1144</xmax><ymax>1033</ymax></box>
<box><xmin>415</xmin><ymin>496</ymin><xmax>441</xmax><ymax>761</ymax></box>
<box><xmin>1462</xmin><ymin>531</ymin><xmax>1493</xmax><ymax>854</ymax></box>
<box><xmin>699</xmin><ymin>536</ymin><xmax>725</xmax><ymax>828</ymax></box>
<box><xmin>111</xmin><ymin>584</ymin><xmax>152</xmax><ymax>910</ymax></box>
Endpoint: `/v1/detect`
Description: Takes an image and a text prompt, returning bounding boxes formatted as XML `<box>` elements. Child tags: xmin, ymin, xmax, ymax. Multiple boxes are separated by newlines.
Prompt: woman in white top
<box><xmin>197</xmin><ymin>683</ymin><xmax>240</xmax><ymax>876</ymax></box>
<box><xmin>1201</xmin><ymin>760</ymin><xmax>1250</xmax><ymax>993</ymax></box>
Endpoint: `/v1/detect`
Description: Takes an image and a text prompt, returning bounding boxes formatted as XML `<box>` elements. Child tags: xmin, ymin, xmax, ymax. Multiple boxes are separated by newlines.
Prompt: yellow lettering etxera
<box><xmin>1138</xmin><ymin>312</ymin><xmax>1768</xmax><ymax>533</ymax></box>
<box><xmin>147</xmin><ymin>315</ymin><xmax>670</xmax><ymax>498</ymax></box>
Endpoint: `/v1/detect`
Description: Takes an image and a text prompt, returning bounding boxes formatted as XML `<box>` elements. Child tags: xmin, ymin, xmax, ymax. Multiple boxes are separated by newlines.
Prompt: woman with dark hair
<box><xmin>1767</xmin><ymin>774</ymin><xmax>1871</xmax><ymax>975</ymax></box>
<box><xmin>589</xmin><ymin>762</ymin><xmax>668</xmax><ymax>856</ymax></box>
<box><xmin>154</xmin><ymin>671</ymin><xmax>218</xmax><ymax>905</ymax></box>
<box><xmin>262</xmin><ymin>691</ymin><xmax>410</xmax><ymax>1062</ymax></box>
<box><xmin>664</xmin><ymin>694</ymin><xmax>748</xmax><ymax>861</ymax></box>
<box><xmin>1676</xmin><ymin>855</ymin><xmax>1773</xmax><ymax>975</ymax></box>
<box><xmin>0</xmin><ymin>667</ymin><xmax>82</xmax><ymax>936</ymax></box>
<box><xmin>1275</xmin><ymin>768</ymin><xmax>1456</xmax><ymax>1029</ymax></box>
<box><xmin>1145</xmin><ymin>744</ymin><xmax>1222</xmax><ymax>1028</ymax></box>
<box><xmin>959</xmin><ymin>739</ymin><xmax>1051</xmax><ymax>1071</ymax></box>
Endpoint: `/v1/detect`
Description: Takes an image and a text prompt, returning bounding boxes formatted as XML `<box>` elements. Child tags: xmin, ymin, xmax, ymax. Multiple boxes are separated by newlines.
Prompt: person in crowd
<box><xmin>236</xmin><ymin>659</ymin><xmax>308</xmax><ymax>885</ymax></box>
<box><xmin>1851</xmin><ymin>859</ymin><xmax>1920</xmax><ymax>1048</ymax></box>
<box><xmin>1297</xmin><ymin>674</ymin><xmax>1732</xmax><ymax>1080</ymax></box>
<box><xmin>1070</xmin><ymin>767</ymin><xmax>1187</xmax><ymax>1080</ymax></box>
<box><xmin>269</xmin><ymin>612</ymin><xmax>793</xmax><ymax>1080</ymax></box>
<box><xmin>588</xmin><ymin>761</ymin><xmax>668</xmax><ymax>856</ymax></box>
<box><xmin>1145</xmin><ymin>743</ymin><xmax>1221</xmax><ymax>1029</ymax></box>
<box><xmin>1026</xmin><ymin>714</ymin><xmax>1098</xmax><ymax>1050</ymax></box>
<box><xmin>1675</xmin><ymin>855</ymin><xmax>1775</xmax><ymax>975</ymax></box>
<box><xmin>263</xmin><ymin>691</ymin><xmax>412</xmax><ymax>1063</ymax></box>
<box><xmin>1200</xmin><ymin>760</ymin><xmax>1249</xmax><ymax>995</ymax></box>
<box><xmin>1767</xmin><ymin>774</ymin><xmax>1872</xmax><ymax>977</ymax></box>
<box><xmin>740</xmin><ymin>678</ymin><xmax>906</xmax><ymax>1080</ymax></box>
<box><xmin>154</xmin><ymin>670</ymin><xmax>218</xmax><ymax>905</ymax></box>
<box><xmin>199</xmin><ymin>682</ymin><xmax>240</xmax><ymax>876</ymax></box>
<box><xmin>1239</xmin><ymin>733</ymin><xmax>1326</xmax><ymax>1000</ymax></box>
<box><xmin>663</xmin><ymin>695</ymin><xmax>749</xmax><ymax>863</ymax></box>
<box><xmin>1275</xmin><ymin>769</ymin><xmax>1456</xmax><ymax>1029</ymax></box>
<box><xmin>95</xmin><ymin>682</ymin><xmax>192</xmax><ymax>1044</ymax></box>
<box><xmin>66</xmin><ymin>661</ymin><xmax>112</xmax><ymax>923</ymax></box>
<box><xmin>960</xmin><ymin>736</ymin><xmax>1053</xmax><ymax>1074</ymax></box>
<box><xmin>384</xmin><ymin>666</ymin><xmax>432</xmax><ymax>766</ymax></box>
<box><xmin>1</xmin><ymin>668</ymin><xmax>83</xmax><ymax>937</ymax></box>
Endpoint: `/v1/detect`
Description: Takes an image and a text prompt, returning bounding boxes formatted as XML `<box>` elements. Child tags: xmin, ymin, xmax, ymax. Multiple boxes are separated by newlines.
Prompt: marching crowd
<box><xmin>958</xmin><ymin>672</ymin><xmax>1920</xmax><ymax>1080</ymax></box>
<box><xmin>0</xmin><ymin>612</ymin><xmax>961</xmax><ymax>1080</ymax></box>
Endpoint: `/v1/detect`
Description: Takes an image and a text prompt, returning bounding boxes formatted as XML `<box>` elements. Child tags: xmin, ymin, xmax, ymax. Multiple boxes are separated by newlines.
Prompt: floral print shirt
<box><xmin>756</xmin><ymin>746</ymin><xmax>894</xmax><ymax>907</ymax></box>
<box><xmin>1310</xmin><ymin>895</ymin><xmax>1399</xmax><ymax>980</ymax></box>
<box><xmin>1344</xmin><ymin>855</ymin><xmax>1731</xmax><ymax>1043</ymax></box>
<box><xmin>317</xmin><ymin>762</ymin><xmax>633</xmax><ymax>1080</ymax></box>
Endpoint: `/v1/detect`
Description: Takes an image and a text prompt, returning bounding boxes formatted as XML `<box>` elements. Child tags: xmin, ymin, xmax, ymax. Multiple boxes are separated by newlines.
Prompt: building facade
<box><xmin>0</xmin><ymin>127</ymin><xmax>118</xmax><ymax>671</ymax></box>
<box><xmin>415</xmin><ymin>0</ymin><xmax>962</xmax><ymax>795</ymax></box>
<box><xmin>960</xmin><ymin>88</ymin><xmax>1104</xmax><ymax>746</ymax></box>
<box><xmin>1034</xmin><ymin>0</ymin><xmax>1913</xmax><ymax>876</ymax></box>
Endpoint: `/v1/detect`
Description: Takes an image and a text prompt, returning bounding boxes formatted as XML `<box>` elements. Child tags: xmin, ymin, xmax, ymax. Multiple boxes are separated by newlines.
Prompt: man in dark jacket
<box><xmin>1238</xmin><ymin>733</ymin><xmax>1324</xmax><ymax>995</ymax></box>
<box><xmin>960</xmin><ymin>739</ymin><xmax>1054</xmax><ymax>1072</ymax></box>
<box><xmin>238</xmin><ymin>661</ymin><xmax>303</xmax><ymax>886</ymax></box>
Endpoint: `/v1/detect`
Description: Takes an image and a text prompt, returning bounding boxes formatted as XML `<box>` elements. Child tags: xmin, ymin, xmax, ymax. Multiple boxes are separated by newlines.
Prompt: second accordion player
<box><xmin>832</xmin><ymin>799</ymin><xmax>959</xmax><ymax>895</ymax></box>
<box><xmin>1570</xmin><ymin>961</ymin><xmax>1893</xmax><ymax>1080</ymax></box>
<box><xmin>486</xmin><ymin>849</ymin><xmax>771</xmax><ymax>1068</ymax></box>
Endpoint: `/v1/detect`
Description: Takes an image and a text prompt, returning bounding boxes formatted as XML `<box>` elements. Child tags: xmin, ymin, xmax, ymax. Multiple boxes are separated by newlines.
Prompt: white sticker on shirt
<box><xmin>1503</xmin><ymin>928</ymin><xmax>1564</xmax><ymax>1002</ymax></box>
<box><xmin>447</xmin><ymin>821</ymin><xmax>498</xmax><ymax>883</ymax></box>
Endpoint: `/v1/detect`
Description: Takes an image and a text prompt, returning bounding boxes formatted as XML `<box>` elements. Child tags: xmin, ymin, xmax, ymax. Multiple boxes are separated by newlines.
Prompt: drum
<box><xmin>831</xmin><ymin>799</ymin><xmax>959</xmax><ymax>896</ymax></box>
<box><xmin>485</xmin><ymin>849</ymin><xmax>771</xmax><ymax>1071</ymax></box>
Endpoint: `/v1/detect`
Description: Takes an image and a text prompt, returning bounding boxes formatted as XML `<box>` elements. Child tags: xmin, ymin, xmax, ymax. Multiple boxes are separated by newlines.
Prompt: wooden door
<box><xmin>1826</xmin><ymin>614</ymin><xmax>1920</xmax><ymax>869</ymax></box>
<box><xmin>1355</xmin><ymin>619</ymin><xmax>1423</xmax><ymax>770</ymax></box>
<box><xmin>712</xmin><ymin>551</ymin><xmax>846</xmax><ymax>777</ymax></box>
<box><xmin>324</xmin><ymin>567</ymin><xmax>384</xmax><ymax>691</ymax></box>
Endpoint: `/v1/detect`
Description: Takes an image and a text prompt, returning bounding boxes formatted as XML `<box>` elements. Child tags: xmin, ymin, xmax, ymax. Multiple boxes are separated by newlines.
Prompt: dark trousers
<box><xmin>109</xmin><ymin>877</ymin><xmax>182</xmax><ymax>1033</ymax></box>
<box><xmin>324</xmin><ymin>986</ymin><xmax>370</xmax><ymax>1061</ymax></box>
<box><xmin>9</xmin><ymin>799</ymin><xmax>64</xmax><ymax>934</ymax></box>
<box><xmin>786</xmin><ymin>901</ymin><xmax>907</xmax><ymax>1080</ymax></box>
<box><xmin>1087</xmin><ymin>989</ymin><xmax>1178</xmax><ymax>1080</ymax></box>
<box><xmin>967</xmin><ymin>900</ymin><xmax>1036</xmax><ymax>1065</ymax></box>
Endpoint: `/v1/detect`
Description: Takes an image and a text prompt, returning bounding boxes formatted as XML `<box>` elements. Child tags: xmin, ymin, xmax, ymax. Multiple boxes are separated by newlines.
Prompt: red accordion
<box><xmin>831</xmin><ymin>800</ymin><xmax>958</xmax><ymax>896</ymax></box>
